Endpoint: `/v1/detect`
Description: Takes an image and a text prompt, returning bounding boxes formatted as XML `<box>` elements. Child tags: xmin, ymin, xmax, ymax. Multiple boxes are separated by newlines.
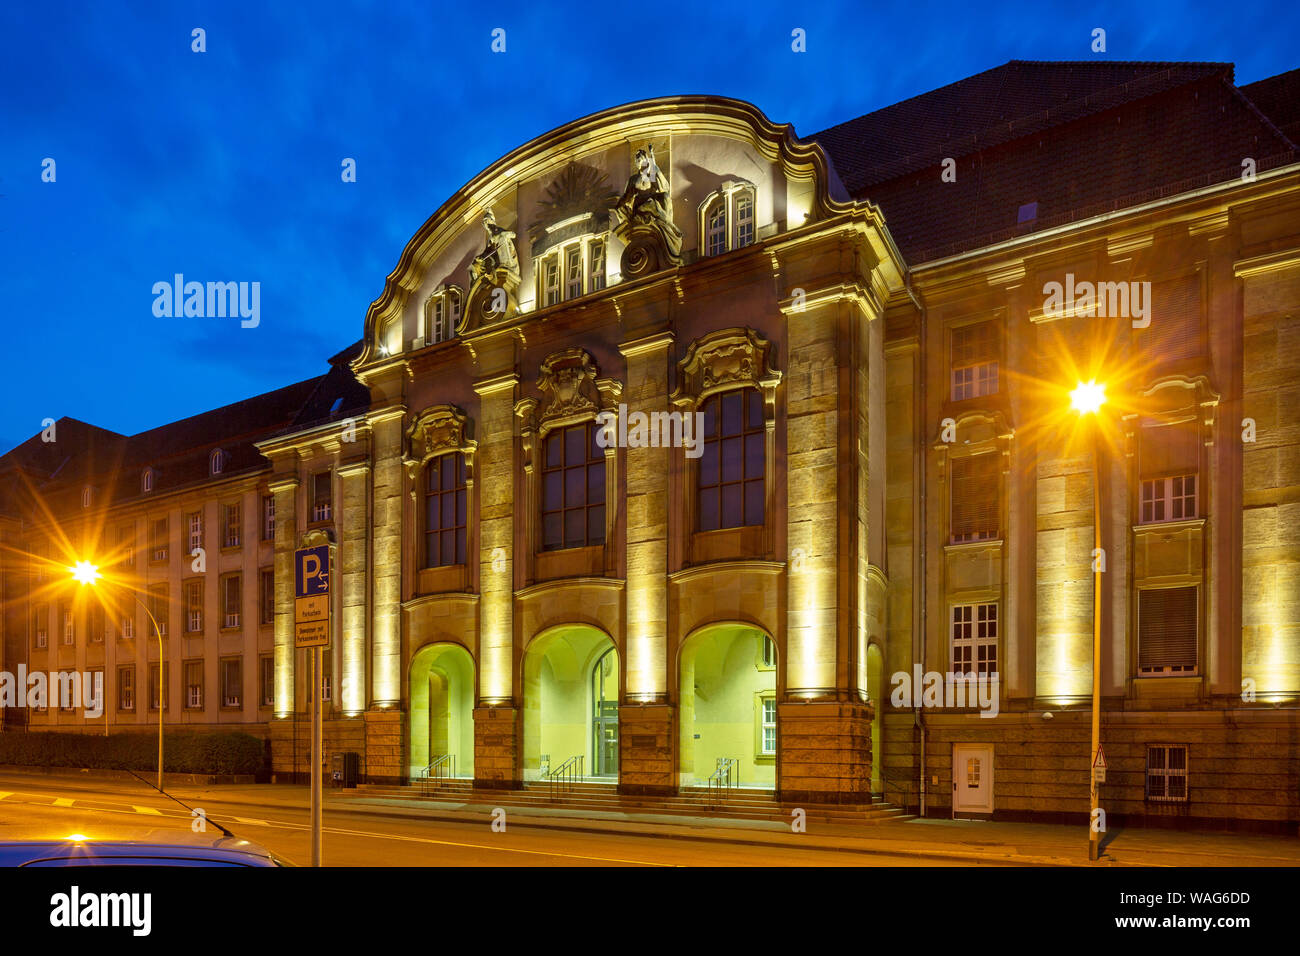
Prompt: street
<box><xmin>0</xmin><ymin>773</ymin><xmax>995</xmax><ymax>867</ymax></box>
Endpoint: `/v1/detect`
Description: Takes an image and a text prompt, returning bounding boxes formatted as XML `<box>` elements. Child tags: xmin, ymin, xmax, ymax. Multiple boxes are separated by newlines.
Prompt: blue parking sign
<box><xmin>295</xmin><ymin>545</ymin><xmax>330</xmax><ymax>598</ymax></box>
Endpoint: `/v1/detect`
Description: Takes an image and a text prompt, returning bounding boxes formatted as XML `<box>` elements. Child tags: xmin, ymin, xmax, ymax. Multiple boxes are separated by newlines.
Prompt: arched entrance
<box><xmin>679</xmin><ymin>623</ymin><xmax>777</xmax><ymax>789</ymax></box>
<box><xmin>523</xmin><ymin>625</ymin><xmax>619</xmax><ymax>781</ymax></box>
<box><xmin>408</xmin><ymin>643</ymin><xmax>475</xmax><ymax>780</ymax></box>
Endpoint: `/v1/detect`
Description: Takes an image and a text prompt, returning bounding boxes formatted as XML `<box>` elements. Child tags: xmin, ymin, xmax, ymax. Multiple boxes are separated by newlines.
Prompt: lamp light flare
<box><xmin>70</xmin><ymin>560</ymin><xmax>101</xmax><ymax>585</ymax></box>
<box><xmin>1070</xmin><ymin>380</ymin><xmax>1106</xmax><ymax>415</ymax></box>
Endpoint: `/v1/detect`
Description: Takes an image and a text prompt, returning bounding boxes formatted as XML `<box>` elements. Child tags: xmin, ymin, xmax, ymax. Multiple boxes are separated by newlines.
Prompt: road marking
<box><xmin>235</xmin><ymin>817</ymin><xmax>270</xmax><ymax>827</ymax></box>
<box><xmin>0</xmin><ymin>792</ymin><xmax>13</xmax><ymax>801</ymax></box>
<box><xmin>52</xmin><ymin>798</ymin><xmax>75</xmax><ymax>807</ymax></box>
<box><xmin>132</xmin><ymin>805</ymin><xmax>162</xmax><ymax>815</ymax></box>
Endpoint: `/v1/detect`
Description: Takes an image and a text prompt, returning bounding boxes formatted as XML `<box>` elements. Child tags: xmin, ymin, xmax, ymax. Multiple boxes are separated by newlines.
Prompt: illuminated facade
<box><xmin>2</xmin><ymin>61</ymin><xmax>1298</xmax><ymax>827</ymax></box>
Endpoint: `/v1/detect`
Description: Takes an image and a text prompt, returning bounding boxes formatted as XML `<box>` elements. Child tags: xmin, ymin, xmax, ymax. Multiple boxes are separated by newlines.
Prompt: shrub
<box><xmin>0</xmin><ymin>731</ymin><xmax>265</xmax><ymax>776</ymax></box>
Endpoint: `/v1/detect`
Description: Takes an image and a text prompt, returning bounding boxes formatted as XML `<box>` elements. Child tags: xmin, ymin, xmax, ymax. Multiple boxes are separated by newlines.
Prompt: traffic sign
<box><xmin>1093</xmin><ymin>746</ymin><xmax>1107</xmax><ymax>783</ymax></box>
<box><xmin>295</xmin><ymin>545</ymin><xmax>331</xmax><ymax>648</ymax></box>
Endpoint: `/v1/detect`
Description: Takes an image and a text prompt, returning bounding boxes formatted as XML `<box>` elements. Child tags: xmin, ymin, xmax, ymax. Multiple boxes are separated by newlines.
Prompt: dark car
<box><xmin>0</xmin><ymin>833</ymin><xmax>289</xmax><ymax>867</ymax></box>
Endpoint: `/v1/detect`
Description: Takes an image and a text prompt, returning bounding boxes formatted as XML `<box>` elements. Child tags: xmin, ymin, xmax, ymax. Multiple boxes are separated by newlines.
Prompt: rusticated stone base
<box><xmin>363</xmin><ymin>709</ymin><xmax>405</xmax><ymax>785</ymax></box>
<box><xmin>473</xmin><ymin>706</ymin><xmax>521</xmax><ymax>789</ymax></box>
<box><xmin>269</xmin><ymin>714</ymin><xmax>366</xmax><ymax>783</ymax></box>
<box><xmin>618</xmin><ymin>702</ymin><xmax>676</xmax><ymax>796</ymax></box>
<box><xmin>777</xmin><ymin>699</ymin><xmax>874</xmax><ymax>804</ymax></box>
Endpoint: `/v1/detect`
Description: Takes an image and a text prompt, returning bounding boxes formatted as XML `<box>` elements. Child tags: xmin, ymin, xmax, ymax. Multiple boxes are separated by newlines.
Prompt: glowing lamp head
<box><xmin>70</xmin><ymin>560</ymin><xmax>100</xmax><ymax>586</ymax></box>
<box><xmin>1070</xmin><ymin>381</ymin><xmax>1106</xmax><ymax>415</ymax></box>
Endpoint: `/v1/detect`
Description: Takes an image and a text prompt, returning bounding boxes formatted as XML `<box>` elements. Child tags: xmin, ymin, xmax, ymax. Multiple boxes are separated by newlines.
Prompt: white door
<box><xmin>952</xmin><ymin>745</ymin><xmax>993</xmax><ymax>814</ymax></box>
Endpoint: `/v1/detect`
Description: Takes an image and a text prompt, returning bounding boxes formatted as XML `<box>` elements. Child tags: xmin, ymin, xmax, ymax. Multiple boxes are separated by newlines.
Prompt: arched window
<box><xmin>424</xmin><ymin>288</ymin><xmax>462</xmax><ymax>346</ymax></box>
<box><xmin>535</xmin><ymin>237</ymin><xmax>607</xmax><ymax>308</ymax></box>
<box><xmin>210</xmin><ymin>449</ymin><xmax>225</xmax><ymax>476</ymax></box>
<box><xmin>705</xmin><ymin>198</ymin><xmax>727</xmax><ymax>257</ymax></box>
<box><xmin>423</xmin><ymin>452</ymin><xmax>467</xmax><ymax>567</ymax></box>
<box><xmin>697</xmin><ymin>387</ymin><xmax>765</xmax><ymax>531</ymax></box>
<box><xmin>540</xmin><ymin>421</ymin><xmax>605</xmax><ymax>551</ymax></box>
<box><xmin>142</xmin><ymin>468</ymin><xmax>154</xmax><ymax>494</ymax></box>
<box><xmin>81</xmin><ymin>486</ymin><xmax>93</xmax><ymax>509</ymax></box>
<box><xmin>700</xmin><ymin>184</ymin><xmax>757</xmax><ymax>257</ymax></box>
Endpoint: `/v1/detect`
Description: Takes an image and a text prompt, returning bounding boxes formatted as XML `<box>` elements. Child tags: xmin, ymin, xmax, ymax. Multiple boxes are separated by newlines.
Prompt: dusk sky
<box><xmin>2</xmin><ymin>0</ymin><xmax>1296</xmax><ymax>455</ymax></box>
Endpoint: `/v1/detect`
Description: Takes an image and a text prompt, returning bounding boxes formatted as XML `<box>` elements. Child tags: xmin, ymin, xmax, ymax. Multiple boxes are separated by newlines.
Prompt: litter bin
<box><xmin>341</xmin><ymin>751</ymin><xmax>360</xmax><ymax>788</ymax></box>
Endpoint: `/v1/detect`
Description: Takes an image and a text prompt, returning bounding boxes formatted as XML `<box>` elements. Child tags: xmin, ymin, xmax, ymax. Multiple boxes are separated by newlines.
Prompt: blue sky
<box><xmin>1</xmin><ymin>0</ymin><xmax>1296</xmax><ymax>454</ymax></box>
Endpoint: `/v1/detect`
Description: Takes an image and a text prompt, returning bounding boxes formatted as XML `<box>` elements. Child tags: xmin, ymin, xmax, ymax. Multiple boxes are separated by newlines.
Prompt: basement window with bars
<box><xmin>949</xmin><ymin>453</ymin><xmax>1000</xmax><ymax>543</ymax></box>
<box><xmin>951</xmin><ymin>603</ymin><xmax>998</xmax><ymax>675</ymax></box>
<box><xmin>950</xmin><ymin>321</ymin><xmax>1000</xmax><ymax>401</ymax></box>
<box><xmin>1146</xmin><ymin>745</ymin><xmax>1188</xmax><ymax>803</ymax></box>
<box><xmin>1138</xmin><ymin>422</ymin><xmax>1199</xmax><ymax>524</ymax></box>
<box><xmin>1138</xmin><ymin>586</ymin><xmax>1198</xmax><ymax>675</ymax></box>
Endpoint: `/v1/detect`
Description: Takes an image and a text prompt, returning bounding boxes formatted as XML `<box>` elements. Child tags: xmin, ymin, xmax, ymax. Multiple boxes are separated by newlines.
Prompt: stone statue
<box><xmin>610</xmin><ymin>144</ymin><xmax>683</xmax><ymax>275</ymax></box>
<box><xmin>469</xmin><ymin>209</ymin><xmax>520</xmax><ymax>287</ymax></box>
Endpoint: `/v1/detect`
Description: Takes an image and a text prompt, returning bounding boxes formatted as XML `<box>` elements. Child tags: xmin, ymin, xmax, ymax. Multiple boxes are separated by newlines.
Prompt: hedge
<box><xmin>0</xmin><ymin>731</ymin><xmax>265</xmax><ymax>776</ymax></box>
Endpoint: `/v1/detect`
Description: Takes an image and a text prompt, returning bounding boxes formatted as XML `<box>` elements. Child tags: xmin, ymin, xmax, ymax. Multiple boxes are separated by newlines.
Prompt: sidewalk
<box><xmin>4</xmin><ymin>768</ymin><xmax>1294</xmax><ymax>867</ymax></box>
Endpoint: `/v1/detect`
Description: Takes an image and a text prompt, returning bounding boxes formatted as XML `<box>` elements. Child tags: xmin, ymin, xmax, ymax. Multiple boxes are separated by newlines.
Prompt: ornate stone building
<box><xmin>3</xmin><ymin>61</ymin><xmax>1298</xmax><ymax>828</ymax></box>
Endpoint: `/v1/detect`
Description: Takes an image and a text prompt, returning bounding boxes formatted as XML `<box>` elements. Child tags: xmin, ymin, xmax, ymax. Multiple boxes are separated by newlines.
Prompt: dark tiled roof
<box><xmin>1241</xmin><ymin>68</ymin><xmax>1300</xmax><ymax>147</ymax></box>
<box><xmin>814</xmin><ymin>60</ymin><xmax>1300</xmax><ymax>263</ymax></box>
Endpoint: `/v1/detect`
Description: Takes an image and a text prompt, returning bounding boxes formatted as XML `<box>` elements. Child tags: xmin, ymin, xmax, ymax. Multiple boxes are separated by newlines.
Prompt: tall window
<box><xmin>1146</xmin><ymin>745</ymin><xmax>1189</xmax><ymax>803</ymax></box>
<box><xmin>543</xmin><ymin>257</ymin><xmax>560</xmax><ymax>306</ymax></box>
<box><xmin>312</xmin><ymin>472</ymin><xmax>332</xmax><ymax>522</ymax></box>
<box><xmin>950</xmin><ymin>321</ymin><xmax>1000</xmax><ymax>401</ymax></box>
<box><xmin>259</xmin><ymin>568</ymin><xmax>275</xmax><ymax>625</ymax></box>
<box><xmin>223</xmin><ymin>502</ymin><xmax>242</xmax><ymax>547</ymax></box>
<box><xmin>565</xmin><ymin>245</ymin><xmax>583</xmax><ymax>299</ymax></box>
<box><xmin>424</xmin><ymin>453</ymin><xmax>467</xmax><ymax>567</ymax></box>
<box><xmin>262</xmin><ymin>494</ymin><xmax>275</xmax><ymax>541</ymax></box>
<box><xmin>760</xmin><ymin>697</ymin><xmax>777</xmax><ymax>755</ymax></box>
<box><xmin>149</xmin><ymin>663</ymin><xmax>169</xmax><ymax>711</ymax></box>
<box><xmin>951</xmin><ymin>603</ymin><xmax>998</xmax><ymax>674</ymax></box>
<box><xmin>188</xmin><ymin>511</ymin><xmax>203</xmax><ymax>552</ymax></box>
<box><xmin>541</xmin><ymin>422</ymin><xmax>605</xmax><ymax>551</ymax></box>
<box><xmin>150</xmin><ymin>517</ymin><xmax>169</xmax><ymax>562</ymax></box>
<box><xmin>1138</xmin><ymin>586</ymin><xmax>1197</xmax><ymax>675</ymax></box>
<box><xmin>260</xmin><ymin>655</ymin><xmax>275</xmax><ymax>708</ymax></box>
<box><xmin>185</xmin><ymin>580</ymin><xmax>203</xmax><ymax>633</ymax></box>
<box><xmin>118</xmin><ymin>666</ymin><xmax>134</xmax><ymax>711</ymax></box>
<box><xmin>705</xmin><ymin>199</ymin><xmax>727</xmax><ymax>256</ymax></box>
<box><xmin>222</xmin><ymin>575</ymin><xmax>242</xmax><ymax>629</ymax></box>
<box><xmin>1139</xmin><ymin>423</ymin><xmax>1199</xmax><ymax>524</ymax></box>
<box><xmin>588</xmin><ymin>240</ymin><xmax>606</xmax><ymax>292</ymax></box>
<box><xmin>221</xmin><ymin>659</ymin><xmax>242</xmax><ymax>708</ymax></box>
<box><xmin>734</xmin><ymin>192</ymin><xmax>755</xmax><ymax>248</ymax></box>
<box><xmin>33</xmin><ymin>604</ymin><xmax>48</xmax><ymax>648</ymax></box>
<box><xmin>697</xmin><ymin>388</ymin><xmax>765</xmax><ymax>531</ymax></box>
<box><xmin>148</xmin><ymin>584</ymin><xmax>168</xmax><ymax>637</ymax></box>
<box><xmin>62</xmin><ymin>608</ymin><xmax>74</xmax><ymax>645</ymax></box>
<box><xmin>89</xmin><ymin>603</ymin><xmax>105</xmax><ymax>643</ymax></box>
<box><xmin>427</xmin><ymin>288</ymin><xmax>461</xmax><ymax>345</ymax></box>
<box><xmin>950</xmin><ymin>453</ymin><xmax>1000</xmax><ymax>542</ymax></box>
<box><xmin>185</xmin><ymin>661</ymin><xmax>203</xmax><ymax>709</ymax></box>
<box><xmin>118</xmin><ymin>525</ymin><xmax>135</xmax><ymax>566</ymax></box>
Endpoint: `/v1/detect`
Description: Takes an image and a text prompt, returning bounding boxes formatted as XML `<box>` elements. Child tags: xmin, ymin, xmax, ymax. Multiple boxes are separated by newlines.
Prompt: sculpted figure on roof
<box><xmin>610</xmin><ymin>143</ymin><xmax>683</xmax><ymax>277</ymax></box>
<box><xmin>469</xmin><ymin>208</ymin><xmax>520</xmax><ymax>287</ymax></box>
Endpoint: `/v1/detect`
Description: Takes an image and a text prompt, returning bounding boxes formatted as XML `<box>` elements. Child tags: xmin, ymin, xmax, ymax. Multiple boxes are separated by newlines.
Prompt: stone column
<box><xmin>619</xmin><ymin>331</ymin><xmax>675</xmax><ymax>793</ymax></box>
<box><xmin>472</xmin><ymin>373</ymin><xmax>519</xmax><ymax>787</ymax></box>
<box><xmin>368</xmin><ymin>406</ymin><xmax>406</xmax><ymax>708</ymax></box>
<box><xmin>337</xmin><ymin>459</ymin><xmax>370</xmax><ymax>716</ymax></box>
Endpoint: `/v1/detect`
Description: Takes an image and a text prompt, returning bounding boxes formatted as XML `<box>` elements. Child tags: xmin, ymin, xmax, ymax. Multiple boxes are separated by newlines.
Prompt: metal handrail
<box><xmin>707</xmin><ymin>757</ymin><xmax>739</xmax><ymax>805</ymax></box>
<box><xmin>419</xmin><ymin>753</ymin><xmax>455</xmax><ymax>796</ymax></box>
<box><xmin>547</xmin><ymin>755</ymin><xmax>584</xmax><ymax>799</ymax></box>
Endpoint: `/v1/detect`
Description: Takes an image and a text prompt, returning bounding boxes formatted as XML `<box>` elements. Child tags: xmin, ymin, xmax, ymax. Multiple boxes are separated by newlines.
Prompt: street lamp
<box><xmin>71</xmin><ymin>561</ymin><xmax>167</xmax><ymax>792</ymax></box>
<box><xmin>1070</xmin><ymin>380</ymin><xmax>1106</xmax><ymax>861</ymax></box>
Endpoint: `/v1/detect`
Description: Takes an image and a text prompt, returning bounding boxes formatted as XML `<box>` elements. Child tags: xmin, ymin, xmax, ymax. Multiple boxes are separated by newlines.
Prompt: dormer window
<box><xmin>700</xmin><ymin>183</ymin><xmax>757</xmax><ymax>257</ymax></box>
<box><xmin>423</xmin><ymin>287</ymin><xmax>462</xmax><ymax>347</ymax></box>
<box><xmin>210</xmin><ymin>449</ymin><xmax>226</xmax><ymax>476</ymax></box>
<box><xmin>535</xmin><ymin>237</ymin><xmax>606</xmax><ymax>308</ymax></box>
<box><xmin>81</xmin><ymin>486</ymin><xmax>93</xmax><ymax>509</ymax></box>
<box><xmin>142</xmin><ymin>468</ymin><xmax>155</xmax><ymax>494</ymax></box>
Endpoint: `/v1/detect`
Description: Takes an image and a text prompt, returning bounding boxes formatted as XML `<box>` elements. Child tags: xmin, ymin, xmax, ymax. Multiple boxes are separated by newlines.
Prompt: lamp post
<box><xmin>1069</xmin><ymin>382</ymin><xmax>1106</xmax><ymax>861</ymax></box>
<box><xmin>72</xmin><ymin>561</ymin><xmax>166</xmax><ymax>792</ymax></box>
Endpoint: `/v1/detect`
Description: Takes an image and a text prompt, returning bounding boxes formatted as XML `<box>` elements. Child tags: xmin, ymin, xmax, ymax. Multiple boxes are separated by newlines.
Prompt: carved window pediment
<box><xmin>404</xmin><ymin>405</ymin><xmax>476</xmax><ymax>498</ymax></box>
<box><xmin>526</xmin><ymin>348</ymin><xmax>623</xmax><ymax>433</ymax></box>
<box><xmin>671</xmin><ymin>328</ymin><xmax>781</xmax><ymax>412</ymax></box>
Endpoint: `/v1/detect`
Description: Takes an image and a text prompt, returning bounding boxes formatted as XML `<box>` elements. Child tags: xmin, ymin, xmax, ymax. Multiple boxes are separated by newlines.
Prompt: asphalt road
<box><xmin>0</xmin><ymin>773</ymin><xmax>1004</xmax><ymax>867</ymax></box>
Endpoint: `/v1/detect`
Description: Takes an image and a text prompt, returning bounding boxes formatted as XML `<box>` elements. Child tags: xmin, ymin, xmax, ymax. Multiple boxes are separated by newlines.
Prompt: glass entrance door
<box><xmin>592</xmin><ymin>649</ymin><xmax>619</xmax><ymax>776</ymax></box>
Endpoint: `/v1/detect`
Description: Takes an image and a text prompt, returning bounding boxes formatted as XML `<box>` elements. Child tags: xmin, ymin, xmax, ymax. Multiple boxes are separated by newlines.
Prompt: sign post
<box><xmin>295</xmin><ymin>543</ymin><xmax>331</xmax><ymax>868</ymax></box>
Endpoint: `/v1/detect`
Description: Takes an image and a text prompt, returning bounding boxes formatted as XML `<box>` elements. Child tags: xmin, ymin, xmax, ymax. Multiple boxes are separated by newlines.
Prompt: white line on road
<box><xmin>0</xmin><ymin>792</ymin><xmax>12</xmax><ymax>801</ymax></box>
<box><xmin>132</xmin><ymin>806</ymin><xmax>162</xmax><ymax>815</ymax></box>
<box><xmin>52</xmin><ymin>798</ymin><xmax>75</xmax><ymax>807</ymax></box>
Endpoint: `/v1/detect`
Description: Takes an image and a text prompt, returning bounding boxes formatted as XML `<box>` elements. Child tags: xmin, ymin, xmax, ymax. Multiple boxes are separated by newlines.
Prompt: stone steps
<box><xmin>349</xmin><ymin>780</ymin><xmax>911</xmax><ymax>825</ymax></box>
